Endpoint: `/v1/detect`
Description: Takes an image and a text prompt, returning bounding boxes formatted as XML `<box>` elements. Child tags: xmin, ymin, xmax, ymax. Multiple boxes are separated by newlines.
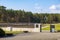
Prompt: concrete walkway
<box><xmin>0</xmin><ymin>32</ymin><xmax>60</xmax><ymax>40</ymax></box>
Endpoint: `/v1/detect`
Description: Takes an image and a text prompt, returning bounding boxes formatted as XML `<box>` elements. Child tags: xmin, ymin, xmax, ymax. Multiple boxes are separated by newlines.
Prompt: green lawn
<box><xmin>42</xmin><ymin>23</ymin><xmax>60</xmax><ymax>31</ymax></box>
<box><xmin>5</xmin><ymin>31</ymin><xmax>23</xmax><ymax>35</ymax></box>
<box><xmin>55</xmin><ymin>24</ymin><xmax>60</xmax><ymax>30</ymax></box>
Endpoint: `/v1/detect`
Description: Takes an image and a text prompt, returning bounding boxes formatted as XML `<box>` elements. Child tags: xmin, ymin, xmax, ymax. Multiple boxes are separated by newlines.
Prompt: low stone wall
<box><xmin>0</xmin><ymin>27</ymin><xmax>11</xmax><ymax>31</ymax></box>
<box><xmin>0</xmin><ymin>23</ymin><xmax>41</xmax><ymax>32</ymax></box>
<box><xmin>0</xmin><ymin>27</ymin><xmax>40</xmax><ymax>32</ymax></box>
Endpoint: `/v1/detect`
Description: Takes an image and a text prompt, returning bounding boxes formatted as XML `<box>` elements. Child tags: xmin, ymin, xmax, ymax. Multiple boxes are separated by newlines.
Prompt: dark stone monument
<box><xmin>40</xmin><ymin>25</ymin><xmax>42</xmax><ymax>32</ymax></box>
<box><xmin>50</xmin><ymin>24</ymin><xmax>55</xmax><ymax>32</ymax></box>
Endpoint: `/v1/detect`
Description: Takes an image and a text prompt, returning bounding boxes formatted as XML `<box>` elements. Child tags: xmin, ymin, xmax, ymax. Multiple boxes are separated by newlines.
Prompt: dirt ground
<box><xmin>0</xmin><ymin>32</ymin><xmax>60</xmax><ymax>40</ymax></box>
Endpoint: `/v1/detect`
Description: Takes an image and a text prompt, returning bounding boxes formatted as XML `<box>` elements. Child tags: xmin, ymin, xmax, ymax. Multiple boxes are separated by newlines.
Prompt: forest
<box><xmin>0</xmin><ymin>6</ymin><xmax>60</xmax><ymax>23</ymax></box>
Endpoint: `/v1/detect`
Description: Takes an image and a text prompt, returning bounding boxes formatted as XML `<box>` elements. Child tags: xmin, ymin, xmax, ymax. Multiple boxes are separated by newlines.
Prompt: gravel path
<box><xmin>0</xmin><ymin>32</ymin><xmax>60</xmax><ymax>40</ymax></box>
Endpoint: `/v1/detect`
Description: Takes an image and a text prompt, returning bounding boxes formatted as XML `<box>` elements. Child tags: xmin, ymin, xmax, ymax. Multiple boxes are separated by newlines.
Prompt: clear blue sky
<box><xmin>0</xmin><ymin>0</ymin><xmax>60</xmax><ymax>13</ymax></box>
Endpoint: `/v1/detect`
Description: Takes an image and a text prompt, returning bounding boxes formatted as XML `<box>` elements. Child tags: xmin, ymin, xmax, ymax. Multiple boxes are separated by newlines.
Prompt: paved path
<box><xmin>0</xmin><ymin>32</ymin><xmax>60</xmax><ymax>40</ymax></box>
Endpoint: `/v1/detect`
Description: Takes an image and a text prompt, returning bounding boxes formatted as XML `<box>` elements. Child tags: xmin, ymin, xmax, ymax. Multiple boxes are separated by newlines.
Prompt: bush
<box><xmin>23</xmin><ymin>31</ymin><xmax>28</xmax><ymax>33</ymax></box>
<box><xmin>0</xmin><ymin>28</ymin><xmax>5</xmax><ymax>37</ymax></box>
<box><xmin>57</xmin><ymin>30</ymin><xmax>60</xmax><ymax>32</ymax></box>
<box><xmin>6</xmin><ymin>33</ymin><xmax>13</xmax><ymax>36</ymax></box>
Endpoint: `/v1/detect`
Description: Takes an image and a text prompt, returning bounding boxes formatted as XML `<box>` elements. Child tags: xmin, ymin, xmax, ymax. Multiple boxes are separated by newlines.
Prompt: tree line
<box><xmin>0</xmin><ymin>6</ymin><xmax>60</xmax><ymax>23</ymax></box>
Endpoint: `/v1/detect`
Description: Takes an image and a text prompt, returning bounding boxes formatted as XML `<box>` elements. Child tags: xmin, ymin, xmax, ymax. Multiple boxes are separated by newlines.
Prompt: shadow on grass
<box><xmin>0</xmin><ymin>33</ymin><xmax>15</xmax><ymax>38</ymax></box>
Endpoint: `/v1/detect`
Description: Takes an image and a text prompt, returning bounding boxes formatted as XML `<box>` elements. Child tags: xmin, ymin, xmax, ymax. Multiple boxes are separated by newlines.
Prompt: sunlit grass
<box><xmin>55</xmin><ymin>24</ymin><xmax>60</xmax><ymax>30</ymax></box>
<box><xmin>42</xmin><ymin>23</ymin><xmax>60</xmax><ymax>31</ymax></box>
<box><xmin>5</xmin><ymin>31</ymin><xmax>23</xmax><ymax>35</ymax></box>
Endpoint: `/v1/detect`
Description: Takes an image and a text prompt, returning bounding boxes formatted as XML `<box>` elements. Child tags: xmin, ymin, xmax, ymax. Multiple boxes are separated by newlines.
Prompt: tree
<box><xmin>6</xmin><ymin>9</ymin><xmax>15</xmax><ymax>23</ymax></box>
<box><xmin>0</xmin><ymin>6</ymin><xmax>60</xmax><ymax>23</ymax></box>
<box><xmin>25</xmin><ymin>11</ymin><xmax>33</xmax><ymax>23</ymax></box>
<box><xmin>0</xmin><ymin>6</ymin><xmax>6</xmax><ymax>22</ymax></box>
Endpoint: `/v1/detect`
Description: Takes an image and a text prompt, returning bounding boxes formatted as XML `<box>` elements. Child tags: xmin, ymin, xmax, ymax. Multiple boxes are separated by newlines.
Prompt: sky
<box><xmin>0</xmin><ymin>0</ymin><xmax>60</xmax><ymax>13</ymax></box>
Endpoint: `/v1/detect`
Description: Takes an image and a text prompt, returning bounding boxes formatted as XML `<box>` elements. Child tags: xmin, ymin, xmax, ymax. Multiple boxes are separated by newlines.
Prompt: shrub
<box><xmin>57</xmin><ymin>30</ymin><xmax>60</xmax><ymax>32</ymax></box>
<box><xmin>6</xmin><ymin>33</ymin><xmax>13</xmax><ymax>36</ymax></box>
<box><xmin>23</xmin><ymin>31</ymin><xmax>28</xmax><ymax>33</ymax></box>
<box><xmin>0</xmin><ymin>28</ymin><xmax>5</xmax><ymax>37</ymax></box>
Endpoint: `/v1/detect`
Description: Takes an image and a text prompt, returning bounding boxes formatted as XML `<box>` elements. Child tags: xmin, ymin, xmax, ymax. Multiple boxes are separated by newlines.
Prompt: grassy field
<box><xmin>5</xmin><ymin>31</ymin><xmax>23</xmax><ymax>35</ymax></box>
<box><xmin>0</xmin><ymin>23</ymin><xmax>60</xmax><ymax>34</ymax></box>
<box><xmin>42</xmin><ymin>23</ymin><xmax>60</xmax><ymax>31</ymax></box>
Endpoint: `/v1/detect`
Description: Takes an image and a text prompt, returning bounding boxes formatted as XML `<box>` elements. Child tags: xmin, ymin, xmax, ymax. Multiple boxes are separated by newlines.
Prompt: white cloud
<box><xmin>49</xmin><ymin>4</ymin><xmax>60</xmax><ymax>10</ymax></box>
<box><xmin>49</xmin><ymin>4</ymin><xmax>60</xmax><ymax>13</ymax></box>
<box><xmin>49</xmin><ymin>5</ymin><xmax>56</xmax><ymax>10</ymax></box>
<box><xmin>56</xmin><ymin>5</ymin><xmax>60</xmax><ymax>10</ymax></box>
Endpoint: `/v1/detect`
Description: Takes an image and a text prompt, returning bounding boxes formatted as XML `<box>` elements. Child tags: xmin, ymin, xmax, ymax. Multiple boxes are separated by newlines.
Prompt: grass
<box><xmin>5</xmin><ymin>31</ymin><xmax>23</xmax><ymax>35</ymax></box>
<box><xmin>42</xmin><ymin>23</ymin><xmax>60</xmax><ymax>31</ymax></box>
<box><xmin>0</xmin><ymin>23</ymin><xmax>60</xmax><ymax>34</ymax></box>
<box><xmin>55</xmin><ymin>24</ymin><xmax>60</xmax><ymax>30</ymax></box>
<box><xmin>42</xmin><ymin>24</ymin><xmax>50</xmax><ymax>30</ymax></box>
<box><xmin>42</xmin><ymin>26</ymin><xmax>50</xmax><ymax>30</ymax></box>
